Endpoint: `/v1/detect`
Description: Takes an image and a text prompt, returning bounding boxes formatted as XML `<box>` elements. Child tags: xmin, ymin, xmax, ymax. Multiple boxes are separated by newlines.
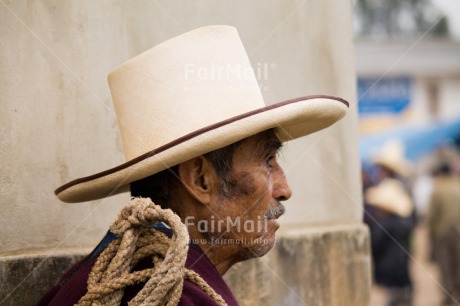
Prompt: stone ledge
<box><xmin>0</xmin><ymin>250</ymin><xmax>88</xmax><ymax>306</ymax></box>
<box><xmin>224</xmin><ymin>223</ymin><xmax>371</xmax><ymax>306</ymax></box>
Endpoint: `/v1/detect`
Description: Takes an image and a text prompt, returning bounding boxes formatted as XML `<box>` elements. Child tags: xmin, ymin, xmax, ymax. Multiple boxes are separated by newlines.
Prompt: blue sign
<box><xmin>358</xmin><ymin>77</ymin><xmax>412</xmax><ymax>114</ymax></box>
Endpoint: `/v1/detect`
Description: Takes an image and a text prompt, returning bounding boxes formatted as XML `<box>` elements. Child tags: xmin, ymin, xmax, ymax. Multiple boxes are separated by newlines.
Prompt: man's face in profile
<box><xmin>204</xmin><ymin>131</ymin><xmax>292</xmax><ymax>259</ymax></box>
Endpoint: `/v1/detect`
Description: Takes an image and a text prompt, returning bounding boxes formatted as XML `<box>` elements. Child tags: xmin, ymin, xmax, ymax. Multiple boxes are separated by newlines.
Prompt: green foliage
<box><xmin>354</xmin><ymin>0</ymin><xmax>449</xmax><ymax>38</ymax></box>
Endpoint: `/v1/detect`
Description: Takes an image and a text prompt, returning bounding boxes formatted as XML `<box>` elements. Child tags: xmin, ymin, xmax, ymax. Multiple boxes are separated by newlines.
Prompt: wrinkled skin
<box><xmin>178</xmin><ymin>130</ymin><xmax>292</xmax><ymax>275</ymax></box>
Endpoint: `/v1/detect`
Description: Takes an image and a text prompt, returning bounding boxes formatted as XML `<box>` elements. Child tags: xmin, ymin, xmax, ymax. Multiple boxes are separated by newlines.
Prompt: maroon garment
<box><xmin>36</xmin><ymin>244</ymin><xmax>239</xmax><ymax>305</ymax></box>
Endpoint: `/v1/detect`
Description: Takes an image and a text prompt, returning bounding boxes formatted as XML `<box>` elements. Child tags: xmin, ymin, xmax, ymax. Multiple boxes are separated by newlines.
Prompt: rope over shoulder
<box><xmin>76</xmin><ymin>197</ymin><xmax>227</xmax><ymax>306</ymax></box>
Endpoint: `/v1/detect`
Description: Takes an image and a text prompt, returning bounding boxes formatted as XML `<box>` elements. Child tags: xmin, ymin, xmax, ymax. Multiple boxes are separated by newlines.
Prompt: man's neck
<box><xmin>188</xmin><ymin>231</ymin><xmax>242</xmax><ymax>275</ymax></box>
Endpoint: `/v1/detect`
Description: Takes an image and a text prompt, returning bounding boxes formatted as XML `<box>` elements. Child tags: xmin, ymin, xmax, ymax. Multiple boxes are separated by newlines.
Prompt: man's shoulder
<box><xmin>36</xmin><ymin>255</ymin><xmax>97</xmax><ymax>306</ymax></box>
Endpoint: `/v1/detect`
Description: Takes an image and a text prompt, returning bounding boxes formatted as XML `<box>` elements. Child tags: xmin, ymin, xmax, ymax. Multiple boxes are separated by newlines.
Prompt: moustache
<box><xmin>265</xmin><ymin>202</ymin><xmax>286</xmax><ymax>220</ymax></box>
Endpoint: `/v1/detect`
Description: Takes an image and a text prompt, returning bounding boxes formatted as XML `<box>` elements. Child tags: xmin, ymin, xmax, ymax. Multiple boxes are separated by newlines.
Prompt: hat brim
<box><xmin>365</xmin><ymin>179</ymin><xmax>413</xmax><ymax>217</ymax></box>
<box><xmin>373</xmin><ymin>158</ymin><xmax>411</xmax><ymax>177</ymax></box>
<box><xmin>56</xmin><ymin>95</ymin><xmax>349</xmax><ymax>203</ymax></box>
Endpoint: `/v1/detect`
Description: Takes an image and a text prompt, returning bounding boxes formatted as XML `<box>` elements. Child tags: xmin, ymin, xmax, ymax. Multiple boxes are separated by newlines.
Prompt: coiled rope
<box><xmin>75</xmin><ymin>197</ymin><xmax>227</xmax><ymax>306</ymax></box>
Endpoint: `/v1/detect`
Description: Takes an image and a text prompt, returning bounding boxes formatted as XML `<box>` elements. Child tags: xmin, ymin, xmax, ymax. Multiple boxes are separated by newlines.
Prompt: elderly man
<box><xmin>38</xmin><ymin>26</ymin><xmax>348</xmax><ymax>305</ymax></box>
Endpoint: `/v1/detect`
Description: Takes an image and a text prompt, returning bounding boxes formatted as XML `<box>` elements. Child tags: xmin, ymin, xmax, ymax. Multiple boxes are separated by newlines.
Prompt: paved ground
<box><xmin>369</xmin><ymin>223</ymin><xmax>448</xmax><ymax>306</ymax></box>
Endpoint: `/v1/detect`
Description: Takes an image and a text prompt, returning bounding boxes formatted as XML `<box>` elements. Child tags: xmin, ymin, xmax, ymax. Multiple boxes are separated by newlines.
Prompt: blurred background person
<box><xmin>426</xmin><ymin>162</ymin><xmax>460</xmax><ymax>305</ymax></box>
<box><xmin>364</xmin><ymin>140</ymin><xmax>417</xmax><ymax>306</ymax></box>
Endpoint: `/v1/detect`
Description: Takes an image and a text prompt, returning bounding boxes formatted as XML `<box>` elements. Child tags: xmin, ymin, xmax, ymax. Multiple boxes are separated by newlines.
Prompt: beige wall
<box><xmin>1</xmin><ymin>1</ymin><xmax>368</xmax><ymax>305</ymax></box>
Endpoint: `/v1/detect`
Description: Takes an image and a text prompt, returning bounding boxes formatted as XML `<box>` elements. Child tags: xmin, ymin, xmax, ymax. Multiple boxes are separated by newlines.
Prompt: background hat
<box><xmin>56</xmin><ymin>25</ymin><xmax>349</xmax><ymax>203</ymax></box>
<box><xmin>365</xmin><ymin>178</ymin><xmax>414</xmax><ymax>217</ymax></box>
<box><xmin>372</xmin><ymin>139</ymin><xmax>412</xmax><ymax>177</ymax></box>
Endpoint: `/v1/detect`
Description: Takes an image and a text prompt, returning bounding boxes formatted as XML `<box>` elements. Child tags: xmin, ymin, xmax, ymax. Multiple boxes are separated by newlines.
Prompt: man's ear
<box><xmin>178</xmin><ymin>156</ymin><xmax>215</xmax><ymax>205</ymax></box>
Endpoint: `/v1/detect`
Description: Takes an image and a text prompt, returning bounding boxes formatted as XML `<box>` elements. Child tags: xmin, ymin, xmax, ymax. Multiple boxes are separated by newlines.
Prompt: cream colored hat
<box><xmin>373</xmin><ymin>139</ymin><xmax>412</xmax><ymax>177</ymax></box>
<box><xmin>365</xmin><ymin>178</ymin><xmax>413</xmax><ymax>217</ymax></box>
<box><xmin>56</xmin><ymin>25</ymin><xmax>349</xmax><ymax>203</ymax></box>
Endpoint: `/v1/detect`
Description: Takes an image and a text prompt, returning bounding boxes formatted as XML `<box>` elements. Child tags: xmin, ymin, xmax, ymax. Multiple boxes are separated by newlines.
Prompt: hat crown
<box><xmin>373</xmin><ymin>139</ymin><xmax>411</xmax><ymax>176</ymax></box>
<box><xmin>108</xmin><ymin>25</ymin><xmax>264</xmax><ymax>161</ymax></box>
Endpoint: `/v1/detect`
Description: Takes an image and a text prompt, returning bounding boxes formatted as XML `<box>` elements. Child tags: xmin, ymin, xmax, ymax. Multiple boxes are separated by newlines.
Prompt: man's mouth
<box><xmin>265</xmin><ymin>203</ymin><xmax>286</xmax><ymax>220</ymax></box>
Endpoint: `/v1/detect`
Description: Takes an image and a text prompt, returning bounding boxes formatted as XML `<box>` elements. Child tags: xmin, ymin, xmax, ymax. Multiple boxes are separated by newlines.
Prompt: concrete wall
<box><xmin>1</xmin><ymin>1</ymin><xmax>369</xmax><ymax>305</ymax></box>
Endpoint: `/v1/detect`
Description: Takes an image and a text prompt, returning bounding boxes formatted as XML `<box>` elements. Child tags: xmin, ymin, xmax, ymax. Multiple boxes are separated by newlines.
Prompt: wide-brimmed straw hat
<box><xmin>365</xmin><ymin>178</ymin><xmax>413</xmax><ymax>217</ymax></box>
<box><xmin>372</xmin><ymin>139</ymin><xmax>412</xmax><ymax>177</ymax></box>
<box><xmin>56</xmin><ymin>25</ymin><xmax>349</xmax><ymax>203</ymax></box>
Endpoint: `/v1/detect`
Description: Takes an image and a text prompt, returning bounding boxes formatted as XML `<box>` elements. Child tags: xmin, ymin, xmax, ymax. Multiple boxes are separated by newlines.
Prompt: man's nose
<box><xmin>273</xmin><ymin>167</ymin><xmax>292</xmax><ymax>201</ymax></box>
